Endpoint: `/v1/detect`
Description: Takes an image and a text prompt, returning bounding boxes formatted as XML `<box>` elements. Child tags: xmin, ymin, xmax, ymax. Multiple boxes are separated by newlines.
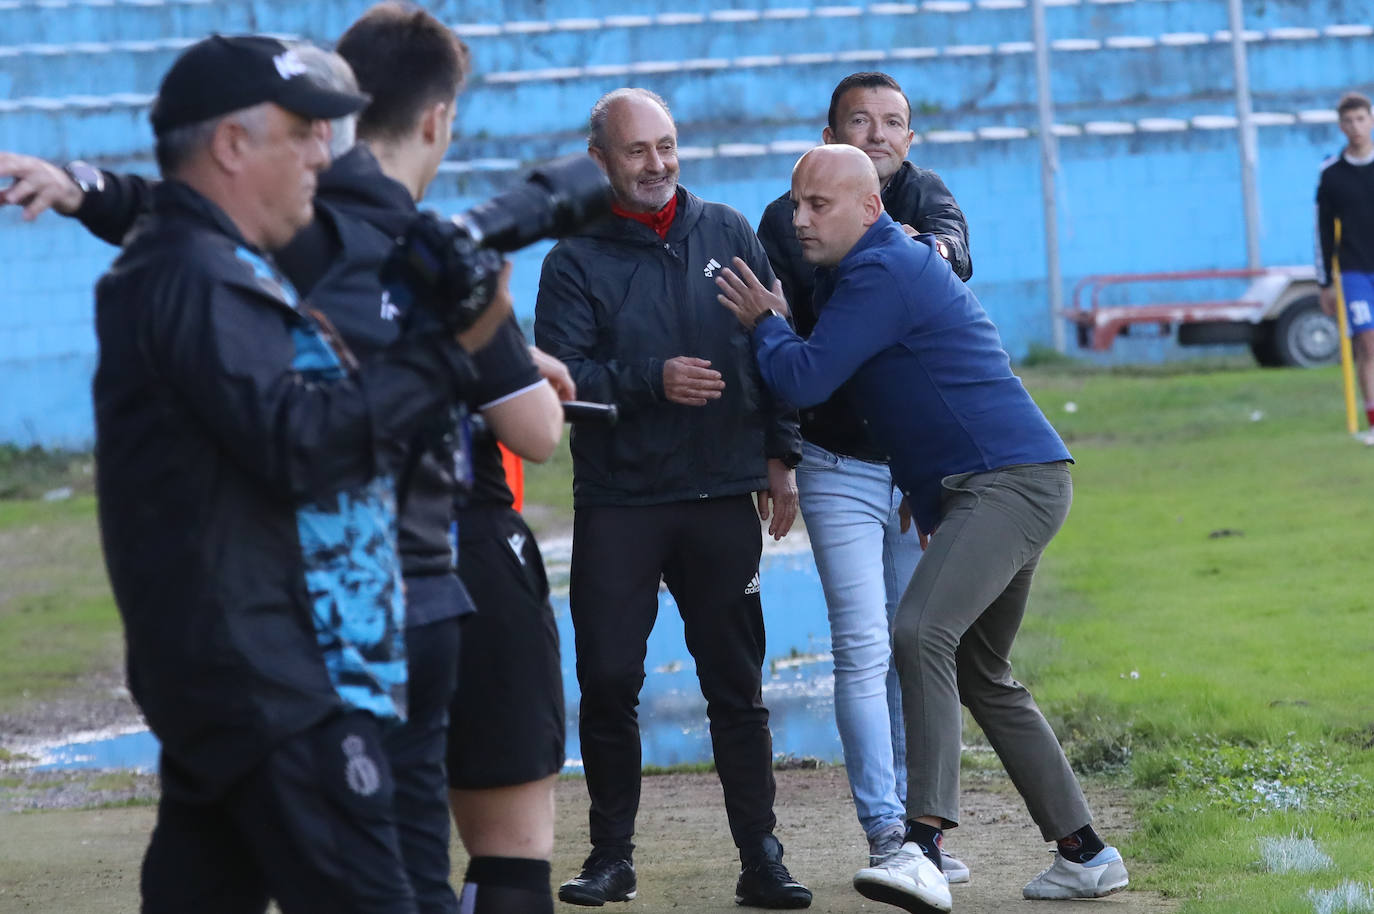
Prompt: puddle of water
<box><xmin>29</xmin><ymin>727</ymin><xmax>159</xmax><ymax>772</ymax></box>
<box><xmin>23</xmin><ymin>548</ymin><xmax>843</xmax><ymax>774</ymax></box>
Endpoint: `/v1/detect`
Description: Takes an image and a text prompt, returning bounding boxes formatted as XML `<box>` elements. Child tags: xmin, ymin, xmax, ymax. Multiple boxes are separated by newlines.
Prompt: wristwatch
<box><xmin>752</xmin><ymin>308</ymin><xmax>783</xmax><ymax>330</ymax></box>
<box><xmin>63</xmin><ymin>160</ymin><xmax>105</xmax><ymax>195</ymax></box>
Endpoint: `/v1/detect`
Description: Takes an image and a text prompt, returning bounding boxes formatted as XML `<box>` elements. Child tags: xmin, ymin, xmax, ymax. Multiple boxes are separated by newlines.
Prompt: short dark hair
<box><xmin>335</xmin><ymin>2</ymin><xmax>470</xmax><ymax>142</ymax></box>
<box><xmin>827</xmin><ymin>72</ymin><xmax>912</xmax><ymax>133</ymax></box>
<box><xmin>1337</xmin><ymin>91</ymin><xmax>1372</xmax><ymax>117</ymax></box>
<box><xmin>824</xmin><ymin>71</ymin><xmax>912</xmax><ymax>131</ymax></box>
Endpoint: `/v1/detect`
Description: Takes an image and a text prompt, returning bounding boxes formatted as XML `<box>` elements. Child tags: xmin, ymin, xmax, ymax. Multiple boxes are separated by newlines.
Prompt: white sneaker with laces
<box><xmin>1356</xmin><ymin>429</ymin><xmax>1374</xmax><ymax>446</ymax></box>
<box><xmin>853</xmin><ymin>842</ymin><xmax>953</xmax><ymax>913</ymax></box>
<box><xmin>1022</xmin><ymin>846</ymin><xmax>1129</xmax><ymax>900</ymax></box>
<box><xmin>868</xmin><ymin>826</ymin><xmax>970</xmax><ymax>885</ymax></box>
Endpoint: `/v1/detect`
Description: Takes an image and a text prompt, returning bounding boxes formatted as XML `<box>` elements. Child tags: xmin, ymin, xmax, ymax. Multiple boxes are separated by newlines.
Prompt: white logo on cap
<box><xmin>273</xmin><ymin>49</ymin><xmax>308</xmax><ymax>80</ymax></box>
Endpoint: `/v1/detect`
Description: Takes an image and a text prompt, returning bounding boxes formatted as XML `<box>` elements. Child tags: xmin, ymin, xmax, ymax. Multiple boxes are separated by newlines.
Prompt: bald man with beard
<box><xmin>716</xmin><ymin>146</ymin><xmax>1129</xmax><ymax>914</ymax></box>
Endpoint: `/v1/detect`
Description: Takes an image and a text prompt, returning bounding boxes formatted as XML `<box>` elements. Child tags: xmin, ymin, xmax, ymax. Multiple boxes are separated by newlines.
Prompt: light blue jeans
<box><xmin>796</xmin><ymin>441</ymin><xmax>923</xmax><ymax>838</ymax></box>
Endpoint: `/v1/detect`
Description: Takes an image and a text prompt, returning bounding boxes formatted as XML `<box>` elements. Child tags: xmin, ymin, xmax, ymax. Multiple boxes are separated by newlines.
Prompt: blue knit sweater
<box><xmin>752</xmin><ymin>213</ymin><xmax>1071</xmax><ymax>532</ymax></box>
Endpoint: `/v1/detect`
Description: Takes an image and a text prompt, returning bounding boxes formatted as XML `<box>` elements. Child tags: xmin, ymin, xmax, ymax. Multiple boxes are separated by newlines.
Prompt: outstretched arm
<box><xmin>0</xmin><ymin>152</ymin><xmax>153</xmax><ymax>245</ymax></box>
<box><xmin>717</xmin><ymin>255</ymin><xmax>912</xmax><ymax>408</ymax></box>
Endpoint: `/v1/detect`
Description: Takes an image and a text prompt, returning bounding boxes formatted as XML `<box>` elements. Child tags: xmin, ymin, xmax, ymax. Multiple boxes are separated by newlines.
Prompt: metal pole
<box><xmin>1030</xmin><ymin>0</ymin><xmax>1065</xmax><ymax>352</ymax></box>
<box><xmin>1228</xmin><ymin>0</ymin><xmax>1262</xmax><ymax>269</ymax></box>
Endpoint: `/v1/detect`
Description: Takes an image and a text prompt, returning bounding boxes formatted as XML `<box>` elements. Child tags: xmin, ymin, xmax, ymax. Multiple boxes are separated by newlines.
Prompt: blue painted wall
<box><xmin>2</xmin><ymin>0</ymin><xmax>1371</xmax><ymax>446</ymax></box>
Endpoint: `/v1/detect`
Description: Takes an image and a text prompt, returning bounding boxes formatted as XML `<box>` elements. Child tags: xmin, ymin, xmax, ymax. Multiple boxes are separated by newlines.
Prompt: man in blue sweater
<box><xmin>716</xmin><ymin>144</ymin><xmax>1129</xmax><ymax>914</ymax></box>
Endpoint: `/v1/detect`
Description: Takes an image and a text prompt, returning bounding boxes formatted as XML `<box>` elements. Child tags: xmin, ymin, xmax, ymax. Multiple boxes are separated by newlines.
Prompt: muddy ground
<box><xmin>0</xmin><ymin>523</ymin><xmax>1174</xmax><ymax>913</ymax></box>
<box><xmin>1</xmin><ymin>763</ymin><xmax>1175</xmax><ymax>914</ymax></box>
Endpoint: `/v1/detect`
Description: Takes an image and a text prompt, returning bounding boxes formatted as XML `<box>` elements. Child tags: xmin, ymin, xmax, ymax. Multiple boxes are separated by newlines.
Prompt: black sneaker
<box><xmin>558</xmin><ymin>853</ymin><xmax>637</xmax><ymax>906</ymax></box>
<box><xmin>735</xmin><ymin>836</ymin><xmax>812</xmax><ymax>909</ymax></box>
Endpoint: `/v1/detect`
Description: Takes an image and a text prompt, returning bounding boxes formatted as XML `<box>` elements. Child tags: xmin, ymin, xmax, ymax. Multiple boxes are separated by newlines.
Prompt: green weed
<box><xmin>0</xmin><ymin>446</ymin><xmax>94</xmax><ymax>501</ymax></box>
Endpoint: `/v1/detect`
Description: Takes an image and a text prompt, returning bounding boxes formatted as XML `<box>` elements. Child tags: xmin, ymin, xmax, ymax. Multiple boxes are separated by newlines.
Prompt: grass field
<box><xmin>2</xmin><ymin>359</ymin><xmax>1372</xmax><ymax>912</ymax></box>
<box><xmin>1017</xmin><ymin>361</ymin><xmax>1374</xmax><ymax>913</ymax></box>
<box><xmin>0</xmin><ymin>494</ymin><xmax>119</xmax><ymax>714</ymax></box>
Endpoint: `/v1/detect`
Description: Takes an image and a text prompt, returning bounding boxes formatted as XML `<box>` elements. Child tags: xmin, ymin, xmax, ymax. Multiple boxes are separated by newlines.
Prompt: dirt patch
<box><xmin>1</xmin><ymin>767</ymin><xmax>1172</xmax><ymax>914</ymax></box>
<box><xmin>537</xmin><ymin>767</ymin><xmax>1173</xmax><ymax>914</ymax></box>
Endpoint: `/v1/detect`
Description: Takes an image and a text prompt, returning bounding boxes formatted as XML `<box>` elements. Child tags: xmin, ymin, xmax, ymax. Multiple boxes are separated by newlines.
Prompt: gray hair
<box><xmin>292</xmin><ymin>42</ymin><xmax>360</xmax><ymax>158</ymax></box>
<box><xmin>587</xmin><ymin>88</ymin><xmax>672</xmax><ymax>151</ymax></box>
<box><xmin>155</xmin><ymin>103</ymin><xmax>271</xmax><ymax>176</ymax></box>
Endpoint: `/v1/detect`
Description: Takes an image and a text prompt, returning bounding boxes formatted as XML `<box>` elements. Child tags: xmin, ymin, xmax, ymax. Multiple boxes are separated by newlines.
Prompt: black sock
<box><xmin>461</xmin><ymin>856</ymin><xmax>553</xmax><ymax>914</ymax></box>
<box><xmin>904</xmin><ymin>821</ymin><xmax>944</xmax><ymax>872</ymax></box>
<box><xmin>1056</xmin><ymin>825</ymin><xmax>1106</xmax><ymax>864</ymax></box>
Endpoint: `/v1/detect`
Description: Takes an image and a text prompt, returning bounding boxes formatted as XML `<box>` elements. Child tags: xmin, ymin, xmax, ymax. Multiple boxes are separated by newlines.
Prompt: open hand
<box><xmin>715</xmin><ymin>257</ymin><xmax>789</xmax><ymax>328</ymax></box>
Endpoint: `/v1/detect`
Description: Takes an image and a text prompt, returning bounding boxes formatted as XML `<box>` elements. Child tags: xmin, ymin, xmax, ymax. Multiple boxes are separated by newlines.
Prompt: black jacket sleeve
<box><xmin>533</xmin><ymin>244</ymin><xmax>666</xmax><ymax>414</ymax></box>
<box><xmin>141</xmin><ymin>263</ymin><xmax>477</xmax><ymax>503</ymax></box>
<box><xmin>907</xmin><ymin>167</ymin><xmax>973</xmax><ymax>282</ymax></box>
<box><xmin>1316</xmin><ymin>169</ymin><xmax>1336</xmax><ymax>287</ymax></box>
<box><xmin>74</xmin><ymin>170</ymin><xmax>156</xmax><ymax>247</ymax></box>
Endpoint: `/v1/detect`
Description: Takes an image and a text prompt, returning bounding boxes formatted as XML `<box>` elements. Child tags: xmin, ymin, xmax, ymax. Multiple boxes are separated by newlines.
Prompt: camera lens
<box><xmin>458</xmin><ymin>155</ymin><xmax>611</xmax><ymax>253</ymax></box>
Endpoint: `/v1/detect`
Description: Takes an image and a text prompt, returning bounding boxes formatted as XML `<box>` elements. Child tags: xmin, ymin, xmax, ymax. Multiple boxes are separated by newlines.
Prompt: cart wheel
<box><xmin>1271</xmin><ymin>294</ymin><xmax>1338</xmax><ymax>367</ymax></box>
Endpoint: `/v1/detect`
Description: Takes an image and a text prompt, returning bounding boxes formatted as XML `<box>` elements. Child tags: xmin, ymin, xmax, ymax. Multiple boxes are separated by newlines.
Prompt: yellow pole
<box><xmin>1333</xmin><ymin>218</ymin><xmax>1360</xmax><ymax>435</ymax></box>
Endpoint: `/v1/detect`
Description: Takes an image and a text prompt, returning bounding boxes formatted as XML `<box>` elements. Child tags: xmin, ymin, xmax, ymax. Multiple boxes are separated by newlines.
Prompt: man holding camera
<box><xmin>718</xmin><ymin>144</ymin><xmax>1129</xmax><ymax>914</ymax></box>
<box><xmin>535</xmin><ymin>88</ymin><xmax>810</xmax><ymax>909</ymax></box>
<box><xmin>86</xmin><ymin>33</ymin><xmax>511</xmax><ymax>913</ymax></box>
<box><xmin>754</xmin><ymin>71</ymin><xmax>972</xmax><ymax>881</ymax></box>
<box><xmin>3</xmin><ymin>7</ymin><xmax>577</xmax><ymax>912</ymax></box>
<box><xmin>332</xmin><ymin>10</ymin><xmax>581</xmax><ymax>914</ymax></box>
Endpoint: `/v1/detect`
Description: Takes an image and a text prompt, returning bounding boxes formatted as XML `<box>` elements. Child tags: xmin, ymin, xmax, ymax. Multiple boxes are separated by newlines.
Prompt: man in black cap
<box><xmin>1</xmin><ymin>15</ymin><xmax>577</xmax><ymax>912</ymax></box>
<box><xmin>89</xmin><ymin>34</ymin><xmax>511</xmax><ymax>914</ymax></box>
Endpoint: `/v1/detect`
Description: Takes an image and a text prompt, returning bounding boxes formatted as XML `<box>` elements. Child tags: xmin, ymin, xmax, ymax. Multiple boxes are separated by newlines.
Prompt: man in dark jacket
<box><xmin>535</xmin><ymin>88</ymin><xmax>810</xmax><ymax>909</ymax></box>
<box><xmin>90</xmin><ymin>35</ymin><xmax>510</xmax><ymax>914</ymax></box>
<box><xmin>331</xmin><ymin>11</ymin><xmax>574</xmax><ymax>914</ymax></box>
<box><xmin>2</xmin><ymin>10</ymin><xmax>574</xmax><ymax>911</ymax></box>
<box><xmin>720</xmin><ymin>144</ymin><xmax>1129</xmax><ymax>914</ymax></box>
<box><xmin>755</xmin><ymin>72</ymin><xmax>973</xmax><ymax>880</ymax></box>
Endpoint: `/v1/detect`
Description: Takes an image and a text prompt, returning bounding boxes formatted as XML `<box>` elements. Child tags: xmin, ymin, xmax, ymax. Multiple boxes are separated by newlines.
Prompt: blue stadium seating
<box><xmin>2</xmin><ymin>0</ymin><xmax>1371</xmax><ymax>445</ymax></box>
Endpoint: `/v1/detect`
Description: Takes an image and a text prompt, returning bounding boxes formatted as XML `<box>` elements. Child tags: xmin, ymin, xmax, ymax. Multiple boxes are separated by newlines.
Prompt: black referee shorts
<box><xmin>448</xmin><ymin>504</ymin><xmax>566</xmax><ymax>788</ymax></box>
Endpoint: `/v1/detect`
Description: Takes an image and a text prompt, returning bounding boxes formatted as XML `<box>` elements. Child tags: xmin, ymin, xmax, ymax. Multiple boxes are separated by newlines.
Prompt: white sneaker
<box><xmin>853</xmin><ymin>842</ymin><xmax>953</xmax><ymax>913</ymax></box>
<box><xmin>868</xmin><ymin>826</ymin><xmax>970</xmax><ymax>885</ymax></box>
<box><xmin>1356</xmin><ymin>429</ymin><xmax>1374</xmax><ymax>446</ymax></box>
<box><xmin>1022</xmin><ymin>846</ymin><xmax>1129</xmax><ymax>900</ymax></box>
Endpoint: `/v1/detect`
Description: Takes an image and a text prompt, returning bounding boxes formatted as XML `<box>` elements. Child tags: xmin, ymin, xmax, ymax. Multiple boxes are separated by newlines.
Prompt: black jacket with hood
<box><xmin>279</xmin><ymin>147</ymin><xmax>538</xmax><ymax>585</ymax></box>
<box><xmin>535</xmin><ymin>186</ymin><xmax>802</xmax><ymax>507</ymax></box>
<box><xmin>757</xmin><ymin>160</ymin><xmax>971</xmax><ymax>461</ymax></box>
<box><xmin>93</xmin><ymin>180</ymin><xmax>477</xmax><ymax>798</ymax></box>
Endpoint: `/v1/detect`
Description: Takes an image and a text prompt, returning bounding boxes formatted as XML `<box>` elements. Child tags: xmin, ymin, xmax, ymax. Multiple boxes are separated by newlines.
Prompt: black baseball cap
<box><xmin>150</xmin><ymin>35</ymin><xmax>369</xmax><ymax>135</ymax></box>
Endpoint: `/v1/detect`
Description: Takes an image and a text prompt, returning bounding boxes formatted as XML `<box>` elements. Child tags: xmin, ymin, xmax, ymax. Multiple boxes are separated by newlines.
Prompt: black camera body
<box><xmin>382</xmin><ymin>155</ymin><xmax>611</xmax><ymax>333</ymax></box>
